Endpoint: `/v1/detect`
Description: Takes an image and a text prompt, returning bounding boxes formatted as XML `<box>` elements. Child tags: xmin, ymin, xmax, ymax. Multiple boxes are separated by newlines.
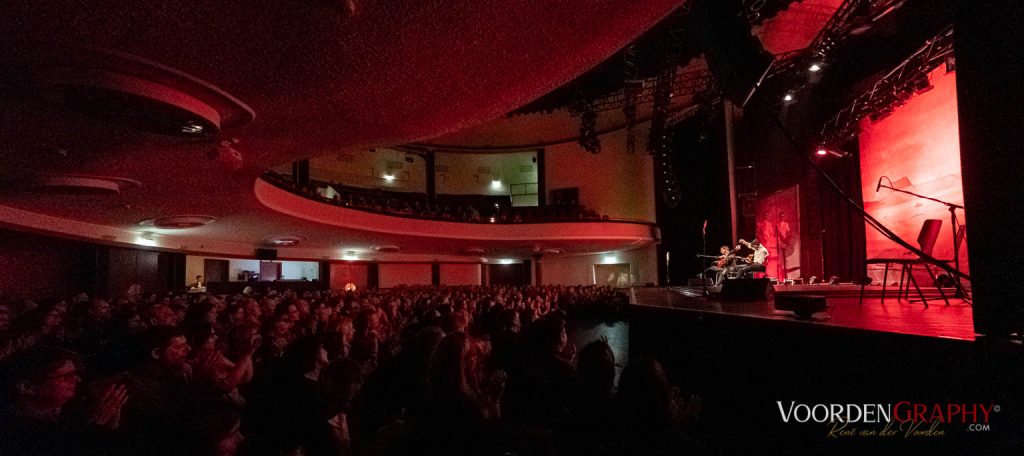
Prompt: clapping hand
<box><xmin>88</xmin><ymin>383</ymin><xmax>128</xmax><ymax>430</ymax></box>
<box><xmin>561</xmin><ymin>342</ymin><xmax>578</xmax><ymax>363</ymax></box>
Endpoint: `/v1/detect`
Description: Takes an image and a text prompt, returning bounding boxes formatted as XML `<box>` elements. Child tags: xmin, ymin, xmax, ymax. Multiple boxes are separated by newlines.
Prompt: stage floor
<box><xmin>631</xmin><ymin>285</ymin><xmax>975</xmax><ymax>341</ymax></box>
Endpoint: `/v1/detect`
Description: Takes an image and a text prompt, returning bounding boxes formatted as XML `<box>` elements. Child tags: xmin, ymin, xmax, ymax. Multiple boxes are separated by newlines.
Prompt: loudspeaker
<box><xmin>774</xmin><ymin>294</ymin><xmax>828</xmax><ymax>320</ymax></box>
<box><xmin>695</xmin><ymin>0</ymin><xmax>774</xmax><ymax>104</ymax></box>
<box><xmin>255</xmin><ymin>248</ymin><xmax>278</xmax><ymax>261</ymax></box>
<box><xmin>721</xmin><ymin>278</ymin><xmax>771</xmax><ymax>301</ymax></box>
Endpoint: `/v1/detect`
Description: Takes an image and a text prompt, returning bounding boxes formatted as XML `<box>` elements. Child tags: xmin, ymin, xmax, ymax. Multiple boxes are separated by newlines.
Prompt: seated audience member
<box><xmin>405</xmin><ymin>332</ymin><xmax>506</xmax><ymax>456</ymax></box>
<box><xmin>318</xmin><ymin>357</ymin><xmax>363</xmax><ymax>453</ymax></box>
<box><xmin>242</xmin><ymin>336</ymin><xmax>334</xmax><ymax>455</ymax></box>
<box><xmin>567</xmin><ymin>339</ymin><xmax>618</xmax><ymax>455</ymax></box>
<box><xmin>0</xmin><ymin>347</ymin><xmax>124</xmax><ymax>455</ymax></box>
<box><xmin>0</xmin><ymin>284</ymin><xmax>648</xmax><ymax>456</ymax></box>
<box><xmin>117</xmin><ymin>326</ymin><xmax>194</xmax><ymax>456</ymax></box>
<box><xmin>614</xmin><ymin>357</ymin><xmax>703</xmax><ymax>456</ymax></box>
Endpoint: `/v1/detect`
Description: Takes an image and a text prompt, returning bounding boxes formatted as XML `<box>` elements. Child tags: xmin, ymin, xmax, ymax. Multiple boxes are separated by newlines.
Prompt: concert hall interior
<box><xmin>1</xmin><ymin>0</ymin><xmax>1022</xmax><ymax>455</ymax></box>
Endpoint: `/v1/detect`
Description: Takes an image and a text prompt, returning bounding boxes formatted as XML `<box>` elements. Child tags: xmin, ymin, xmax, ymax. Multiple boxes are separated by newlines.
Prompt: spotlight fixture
<box><xmin>383</xmin><ymin>174</ymin><xmax>395</xmax><ymax>182</ymax></box>
<box><xmin>912</xmin><ymin>74</ymin><xmax>934</xmax><ymax>94</ymax></box>
<box><xmin>491</xmin><ymin>180</ymin><xmax>502</xmax><ymax>190</ymax></box>
<box><xmin>783</xmin><ymin>93</ymin><xmax>794</xmax><ymax>102</ymax></box>
<box><xmin>817</xmin><ymin>148</ymin><xmax>850</xmax><ymax>158</ymax></box>
<box><xmin>815</xmin><ymin>142</ymin><xmax>848</xmax><ymax>158</ymax></box>
<box><xmin>809</xmin><ymin>63</ymin><xmax>822</xmax><ymax>72</ymax></box>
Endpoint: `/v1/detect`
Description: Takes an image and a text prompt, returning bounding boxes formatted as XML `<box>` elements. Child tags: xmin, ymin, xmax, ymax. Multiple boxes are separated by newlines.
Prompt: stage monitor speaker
<box><xmin>255</xmin><ymin>248</ymin><xmax>278</xmax><ymax>261</ymax></box>
<box><xmin>721</xmin><ymin>278</ymin><xmax>771</xmax><ymax>301</ymax></box>
<box><xmin>774</xmin><ymin>294</ymin><xmax>828</xmax><ymax>320</ymax></box>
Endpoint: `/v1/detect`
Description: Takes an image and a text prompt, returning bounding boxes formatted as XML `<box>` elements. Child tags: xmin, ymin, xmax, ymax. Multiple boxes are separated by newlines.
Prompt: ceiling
<box><xmin>0</xmin><ymin>0</ymin><xmax>686</xmax><ymax>258</ymax></box>
<box><xmin>0</xmin><ymin>0</ymin><xmax>851</xmax><ymax>260</ymax></box>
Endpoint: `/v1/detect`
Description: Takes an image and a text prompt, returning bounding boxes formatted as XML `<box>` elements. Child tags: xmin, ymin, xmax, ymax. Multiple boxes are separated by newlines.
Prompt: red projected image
<box><xmin>858</xmin><ymin>68</ymin><xmax>967</xmax><ymax>285</ymax></box>
<box><xmin>756</xmin><ymin>185</ymin><xmax>801</xmax><ymax>281</ymax></box>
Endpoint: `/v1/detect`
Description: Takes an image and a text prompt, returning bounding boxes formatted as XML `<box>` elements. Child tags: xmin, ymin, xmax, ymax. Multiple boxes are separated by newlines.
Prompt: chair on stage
<box><xmin>859</xmin><ymin>219</ymin><xmax>948</xmax><ymax>307</ymax></box>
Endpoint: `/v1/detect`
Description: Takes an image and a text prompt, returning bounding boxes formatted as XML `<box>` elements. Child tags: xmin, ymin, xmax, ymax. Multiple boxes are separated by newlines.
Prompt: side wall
<box><xmin>545</xmin><ymin>128</ymin><xmax>657</xmax><ymax>222</ymax></box>
<box><xmin>541</xmin><ymin>244</ymin><xmax>659</xmax><ymax>286</ymax></box>
<box><xmin>0</xmin><ymin>229</ymin><xmax>92</xmax><ymax>300</ymax></box>
<box><xmin>185</xmin><ymin>256</ymin><xmax>319</xmax><ymax>282</ymax></box>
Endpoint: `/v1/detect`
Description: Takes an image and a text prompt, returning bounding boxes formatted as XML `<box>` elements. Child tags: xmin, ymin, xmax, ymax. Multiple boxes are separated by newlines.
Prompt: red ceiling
<box><xmin>0</xmin><ymin>0</ymin><xmax>683</xmax><ymax>256</ymax></box>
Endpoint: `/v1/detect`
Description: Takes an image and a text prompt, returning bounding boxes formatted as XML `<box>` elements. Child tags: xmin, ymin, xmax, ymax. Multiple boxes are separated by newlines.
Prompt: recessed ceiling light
<box><xmin>264</xmin><ymin>234</ymin><xmax>307</xmax><ymax>247</ymax></box>
<box><xmin>140</xmin><ymin>215</ymin><xmax>216</xmax><ymax>229</ymax></box>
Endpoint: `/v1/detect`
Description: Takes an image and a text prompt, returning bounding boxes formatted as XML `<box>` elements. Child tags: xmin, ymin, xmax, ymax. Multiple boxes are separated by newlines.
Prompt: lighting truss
<box><xmin>817</xmin><ymin>25</ymin><xmax>954</xmax><ymax>147</ymax></box>
<box><xmin>764</xmin><ymin>0</ymin><xmax>909</xmax><ymax>91</ymax></box>
<box><xmin>567</xmin><ymin>69</ymin><xmax>712</xmax><ymax>116</ymax></box>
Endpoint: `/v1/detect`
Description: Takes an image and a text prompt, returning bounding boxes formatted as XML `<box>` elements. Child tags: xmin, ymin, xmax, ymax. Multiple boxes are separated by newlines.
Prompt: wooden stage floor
<box><xmin>630</xmin><ymin>285</ymin><xmax>975</xmax><ymax>341</ymax></box>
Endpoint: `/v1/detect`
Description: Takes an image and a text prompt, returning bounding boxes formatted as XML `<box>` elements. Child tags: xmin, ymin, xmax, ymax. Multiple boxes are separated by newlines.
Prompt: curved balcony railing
<box><xmin>255</xmin><ymin>173</ymin><xmax>658</xmax><ymax>243</ymax></box>
<box><xmin>260</xmin><ymin>171</ymin><xmax>652</xmax><ymax>226</ymax></box>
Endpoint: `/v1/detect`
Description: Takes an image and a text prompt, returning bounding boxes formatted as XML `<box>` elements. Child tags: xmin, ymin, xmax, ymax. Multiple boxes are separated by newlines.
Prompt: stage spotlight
<box><xmin>783</xmin><ymin>93</ymin><xmax>794</xmax><ymax>102</ymax></box>
<box><xmin>809</xmin><ymin>63</ymin><xmax>822</xmax><ymax>72</ymax></box>
<box><xmin>816</xmin><ymin>148</ymin><xmax>828</xmax><ymax>156</ymax></box>
<box><xmin>912</xmin><ymin>75</ymin><xmax>934</xmax><ymax>94</ymax></box>
<box><xmin>383</xmin><ymin>174</ymin><xmax>395</xmax><ymax>182</ymax></box>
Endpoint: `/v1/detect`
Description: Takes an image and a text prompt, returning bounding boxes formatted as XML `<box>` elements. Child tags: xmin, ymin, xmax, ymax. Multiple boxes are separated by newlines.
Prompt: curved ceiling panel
<box><xmin>2</xmin><ymin>0</ymin><xmax>685</xmax><ymax>163</ymax></box>
<box><xmin>0</xmin><ymin>0</ymin><xmax>683</xmax><ymax>254</ymax></box>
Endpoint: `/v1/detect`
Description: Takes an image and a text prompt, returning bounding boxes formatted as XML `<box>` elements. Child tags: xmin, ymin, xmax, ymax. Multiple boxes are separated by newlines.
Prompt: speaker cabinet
<box><xmin>696</xmin><ymin>0</ymin><xmax>774</xmax><ymax>104</ymax></box>
<box><xmin>774</xmin><ymin>294</ymin><xmax>828</xmax><ymax>320</ymax></box>
<box><xmin>255</xmin><ymin>248</ymin><xmax>278</xmax><ymax>261</ymax></box>
<box><xmin>720</xmin><ymin>278</ymin><xmax>771</xmax><ymax>301</ymax></box>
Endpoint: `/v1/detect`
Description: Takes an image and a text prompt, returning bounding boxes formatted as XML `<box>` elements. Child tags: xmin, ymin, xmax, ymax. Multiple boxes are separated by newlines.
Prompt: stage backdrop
<box><xmin>755</xmin><ymin>185</ymin><xmax>801</xmax><ymax>280</ymax></box>
<box><xmin>858</xmin><ymin>68</ymin><xmax>968</xmax><ymax>285</ymax></box>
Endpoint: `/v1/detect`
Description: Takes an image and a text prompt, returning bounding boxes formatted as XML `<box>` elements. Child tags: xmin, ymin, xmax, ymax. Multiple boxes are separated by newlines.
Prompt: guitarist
<box><xmin>735</xmin><ymin>238</ymin><xmax>769</xmax><ymax>278</ymax></box>
<box><xmin>709</xmin><ymin>246</ymin><xmax>735</xmax><ymax>286</ymax></box>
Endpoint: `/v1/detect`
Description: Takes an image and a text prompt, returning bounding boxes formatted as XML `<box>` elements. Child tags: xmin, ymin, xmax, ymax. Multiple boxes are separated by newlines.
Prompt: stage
<box><xmin>624</xmin><ymin>286</ymin><xmax>1018</xmax><ymax>455</ymax></box>
<box><xmin>630</xmin><ymin>285</ymin><xmax>975</xmax><ymax>341</ymax></box>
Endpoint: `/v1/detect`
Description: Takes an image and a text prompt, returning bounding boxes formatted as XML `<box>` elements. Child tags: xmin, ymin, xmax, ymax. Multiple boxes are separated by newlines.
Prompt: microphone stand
<box><xmin>878</xmin><ymin>183</ymin><xmax>969</xmax><ymax>301</ymax></box>
<box><xmin>702</xmin><ymin>228</ymin><xmax>710</xmax><ymax>297</ymax></box>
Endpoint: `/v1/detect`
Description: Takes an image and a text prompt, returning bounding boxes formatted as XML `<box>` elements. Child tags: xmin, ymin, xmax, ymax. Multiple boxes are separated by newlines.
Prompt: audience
<box><xmin>0</xmin><ymin>284</ymin><xmax>703</xmax><ymax>455</ymax></box>
<box><xmin>264</xmin><ymin>171</ymin><xmax>604</xmax><ymax>223</ymax></box>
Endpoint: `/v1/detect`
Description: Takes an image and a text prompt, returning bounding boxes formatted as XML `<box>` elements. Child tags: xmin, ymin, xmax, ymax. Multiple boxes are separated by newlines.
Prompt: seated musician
<box><xmin>709</xmin><ymin>245</ymin><xmax>734</xmax><ymax>285</ymax></box>
<box><xmin>735</xmin><ymin>238</ymin><xmax>769</xmax><ymax>278</ymax></box>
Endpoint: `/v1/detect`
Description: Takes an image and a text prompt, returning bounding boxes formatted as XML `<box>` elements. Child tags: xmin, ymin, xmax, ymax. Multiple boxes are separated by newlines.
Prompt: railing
<box><xmin>260</xmin><ymin>171</ymin><xmax>655</xmax><ymax>226</ymax></box>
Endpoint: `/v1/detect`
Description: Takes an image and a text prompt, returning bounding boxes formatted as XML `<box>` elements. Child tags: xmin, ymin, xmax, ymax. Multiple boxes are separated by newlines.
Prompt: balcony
<box><xmin>255</xmin><ymin>172</ymin><xmax>658</xmax><ymax>244</ymax></box>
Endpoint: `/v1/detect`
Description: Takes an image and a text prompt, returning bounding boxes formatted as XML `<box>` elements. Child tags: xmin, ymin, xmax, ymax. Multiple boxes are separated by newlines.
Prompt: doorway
<box><xmin>260</xmin><ymin>261</ymin><xmax>282</xmax><ymax>281</ymax></box>
<box><xmin>593</xmin><ymin>263</ymin><xmax>632</xmax><ymax>287</ymax></box>
<box><xmin>203</xmin><ymin>259</ymin><xmax>229</xmax><ymax>283</ymax></box>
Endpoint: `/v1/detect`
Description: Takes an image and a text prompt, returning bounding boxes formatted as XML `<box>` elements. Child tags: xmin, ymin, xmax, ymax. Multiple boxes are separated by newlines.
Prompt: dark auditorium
<box><xmin>1</xmin><ymin>1</ymin><xmax>1022</xmax><ymax>455</ymax></box>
